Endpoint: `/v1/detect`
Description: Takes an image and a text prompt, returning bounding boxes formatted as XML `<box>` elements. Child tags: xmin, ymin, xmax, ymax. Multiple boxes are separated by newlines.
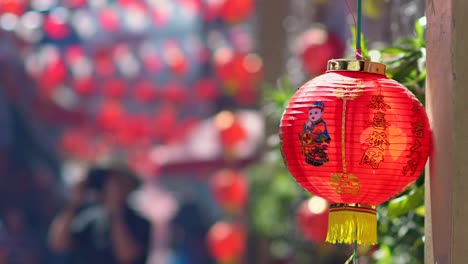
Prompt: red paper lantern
<box><xmin>296</xmin><ymin>196</ymin><xmax>329</xmax><ymax>243</ymax></box>
<box><xmin>207</xmin><ymin>221</ymin><xmax>246</xmax><ymax>263</ymax></box>
<box><xmin>279</xmin><ymin>59</ymin><xmax>431</xmax><ymax>245</ymax></box>
<box><xmin>210</xmin><ymin>169</ymin><xmax>248</xmax><ymax>214</ymax></box>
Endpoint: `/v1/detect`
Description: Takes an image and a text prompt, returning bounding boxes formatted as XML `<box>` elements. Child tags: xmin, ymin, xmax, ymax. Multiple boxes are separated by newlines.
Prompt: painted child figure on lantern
<box><xmin>300</xmin><ymin>101</ymin><xmax>331</xmax><ymax>166</ymax></box>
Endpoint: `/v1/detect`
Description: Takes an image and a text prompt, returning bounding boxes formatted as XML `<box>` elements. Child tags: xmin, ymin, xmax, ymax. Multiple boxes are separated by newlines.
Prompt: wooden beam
<box><xmin>257</xmin><ymin>0</ymin><xmax>289</xmax><ymax>83</ymax></box>
<box><xmin>425</xmin><ymin>0</ymin><xmax>468</xmax><ymax>262</ymax></box>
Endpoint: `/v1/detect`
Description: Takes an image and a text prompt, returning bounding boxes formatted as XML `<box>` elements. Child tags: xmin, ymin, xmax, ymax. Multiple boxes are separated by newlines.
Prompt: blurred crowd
<box><xmin>0</xmin><ymin>155</ymin><xmax>217</xmax><ymax>264</ymax></box>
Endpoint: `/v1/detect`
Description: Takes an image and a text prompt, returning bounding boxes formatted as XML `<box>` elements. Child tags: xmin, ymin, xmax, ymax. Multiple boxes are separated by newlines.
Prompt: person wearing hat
<box><xmin>48</xmin><ymin>165</ymin><xmax>151</xmax><ymax>264</ymax></box>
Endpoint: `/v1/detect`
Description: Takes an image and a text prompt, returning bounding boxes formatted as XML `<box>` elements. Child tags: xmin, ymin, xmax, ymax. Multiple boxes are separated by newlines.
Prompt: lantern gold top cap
<box><xmin>327</xmin><ymin>59</ymin><xmax>386</xmax><ymax>75</ymax></box>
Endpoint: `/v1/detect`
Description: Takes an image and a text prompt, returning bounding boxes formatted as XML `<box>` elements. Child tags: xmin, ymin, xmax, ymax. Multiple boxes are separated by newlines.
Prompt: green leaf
<box><xmin>415</xmin><ymin>205</ymin><xmax>425</xmax><ymax>216</ymax></box>
<box><xmin>380</xmin><ymin>47</ymin><xmax>412</xmax><ymax>55</ymax></box>
<box><xmin>387</xmin><ymin>186</ymin><xmax>424</xmax><ymax>218</ymax></box>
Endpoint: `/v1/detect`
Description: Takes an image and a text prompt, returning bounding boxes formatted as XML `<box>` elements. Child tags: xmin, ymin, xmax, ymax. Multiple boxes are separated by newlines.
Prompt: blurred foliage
<box><xmin>247</xmin><ymin>17</ymin><xmax>427</xmax><ymax>264</ymax></box>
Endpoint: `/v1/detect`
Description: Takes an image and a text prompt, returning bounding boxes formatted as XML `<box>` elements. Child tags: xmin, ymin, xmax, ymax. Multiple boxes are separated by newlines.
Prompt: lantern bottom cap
<box><xmin>326</xmin><ymin>204</ymin><xmax>377</xmax><ymax>245</ymax></box>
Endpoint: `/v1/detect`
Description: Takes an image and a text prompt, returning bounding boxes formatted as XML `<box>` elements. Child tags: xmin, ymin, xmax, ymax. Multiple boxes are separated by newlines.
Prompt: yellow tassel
<box><xmin>326</xmin><ymin>206</ymin><xmax>377</xmax><ymax>245</ymax></box>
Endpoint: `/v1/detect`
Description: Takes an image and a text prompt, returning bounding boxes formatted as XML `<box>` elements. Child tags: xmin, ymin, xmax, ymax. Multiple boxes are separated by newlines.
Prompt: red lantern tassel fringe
<box><xmin>326</xmin><ymin>204</ymin><xmax>377</xmax><ymax>245</ymax></box>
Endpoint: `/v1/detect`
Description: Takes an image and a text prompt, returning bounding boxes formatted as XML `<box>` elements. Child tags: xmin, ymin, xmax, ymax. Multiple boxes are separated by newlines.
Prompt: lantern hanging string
<box><xmin>353</xmin><ymin>240</ymin><xmax>359</xmax><ymax>264</ymax></box>
<box><xmin>345</xmin><ymin>0</ymin><xmax>364</xmax><ymax>59</ymax></box>
<box><xmin>343</xmin><ymin>1</ymin><xmax>364</xmax><ymax>259</ymax></box>
<box><xmin>344</xmin><ymin>238</ymin><xmax>359</xmax><ymax>264</ymax></box>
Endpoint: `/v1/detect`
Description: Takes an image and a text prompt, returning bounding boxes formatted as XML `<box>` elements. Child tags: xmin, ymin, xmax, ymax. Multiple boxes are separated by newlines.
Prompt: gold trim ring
<box><xmin>330</xmin><ymin>203</ymin><xmax>377</xmax><ymax>214</ymax></box>
<box><xmin>327</xmin><ymin>59</ymin><xmax>386</xmax><ymax>75</ymax></box>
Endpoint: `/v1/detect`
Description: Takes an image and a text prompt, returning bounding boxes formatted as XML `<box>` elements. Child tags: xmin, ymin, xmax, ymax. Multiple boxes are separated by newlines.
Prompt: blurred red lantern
<box><xmin>151</xmin><ymin>6</ymin><xmax>170</xmax><ymax>26</ymax></box>
<box><xmin>97</xmin><ymin>100</ymin><xmax>125</xmax><ymax>131</ymax></box>
<box><xmin>139</xmin><ymin>43</ymin><xmax>162</xmax><ymax>72</ymax></box>
<box><xmin>102</xmin><ymin>78</ymin><xmax>127</xmax><ymax>98</ymax></box>
<box><xmin>134</xmin><ymin>81</ymin><xmax>158</xmax><ymax>103</ymax></box>
<box><xmin>214</xmin><ymin>49</ymin><xmax>263</xmax><ymax>97</ymax></box>
<box><xmin>38</xmin><ymin>58</ymin><xmax>68</xmax><ymax>96</ymax></box>
<box><xmin>297</xmin><ymin>28</ymin><xmax>345</xmax><ymax>76</ymax></box>
<box><xmin>234</xmin><ymin>83</ymin><xmax>258</xmax><ymax>106</ymax></box>
<box><xmin>99</xmin><ymin>7</ymin><xmax>120</xmax><ymax>32</ymax></box>
<box><xmin>194</xmin><ymin>79</ymin><xmax>220</xmax><ymax>101</ymax></box>
<box><xmin>94</xmin><ymin>49</ymin><xmax>115</xmax><ymax>76</ymax></box>
<box><xmin>202</xmin><ymin>0</ymin><xmax>223</xmax><ymax>22</ymax></box>
<box><xmin>214</xmin><ymin>111</ymin><xmax>247</xmax><ymax>154</ymax></box>
<box><xmin>207</xmin><ymin>222</ymin><xmax>246</xmax><ymax>263</ymax></box>
<box><xmin>116</xmin><ymin>115</ymin><xmax>152</xmax><ymax>147</ymax></box>
<box><xmin>232</xmin><ymin>53</ymin><xmax>263</xmax><ymax>85</ymax></box>
<box><xmin>65</xmin><ymin>45</ymin><xmax>85</xmax><ymax>64</ymax></box>
<box><xmin>44</xmin><ymin>14</ymin><xmax>70</xmax><ymax>40</ymax></box>
<box><xmin>279</xmin><ymin>59</ymin><xmax>431</xmax><ymax>245</ymax></box>
<box><xmin>210</xmin><ymin>169</ymin><xmax>248</xmax><ymax>214</ymax></box>
<box><xmin>163</xmin><ymin>42</ymin><xmax>188</xmax><ymax>76</ymax></box>
<box><xmin>0</xmin><ymin>0</ymin><xmax>28</xmax><ymax>15</ymax></box>
<box><xmin>152</xmin><ymin>103</ymin><xmax>177</xmax><ymax>141</ymax></box>
<box><xmin>220</xmin><ymin>0</ymin><xmax>254</xmax><ymax>24</ymax></box>
<box><xmin>161</xmin><ymin>82</ymin><xmax>187</xmax><ymax>103</ymax></box>
<box><xmin>60</xmin><ymin>128</ymin><xmax>94</xmax><ymax>160</ymax></box>
<box><xmin>296</xmin><ymin>196</ymin><xmax>329</xmax><ymax>243</ymax></box>
<box><xmin>72</xmin><ymin>77</ymin><xmax>96</xmax><ymax>96</ymax></box>
<box><xmin>214</xmin><ymin>47</ymin><xmax>234</xmax><ymax>84</ymax></box>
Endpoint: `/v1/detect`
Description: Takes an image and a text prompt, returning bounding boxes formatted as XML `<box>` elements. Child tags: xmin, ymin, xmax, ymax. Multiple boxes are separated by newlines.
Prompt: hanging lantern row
<box><xmin>280</xmin><ymin>59</ymin><xmax>431</xmax><ymax>245</ymax></box>
<box><xmin>3</xmin><ymin>0</ymin><xmax>261</xmax><ymax>167</ymax></box>
<box><xmin>59</xmin><ymin>107</ymin><xmax>253</xmax><ymax>162</ymax></box>
<box><xmin>26</xmin><ymin>43</ymin><xmax>262</xmax><ymax>106</ymax></box>
<box><xmin>0</xmin><ymin>0</ymin><xmax>254</xmax><ymax>39</ymax></box>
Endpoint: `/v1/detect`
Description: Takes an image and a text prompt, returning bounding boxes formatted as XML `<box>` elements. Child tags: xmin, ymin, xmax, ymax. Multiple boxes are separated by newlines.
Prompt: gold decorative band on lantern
<box><xmin>329</xmin><ymin>203</ymin><xmax>377</xmax><ymax>214</ymax></box>
<box><xmin>327</xmin><ymin>59</ymin><xmax>386</xmax><ymax>75</ymax></box>
<box><xmin>326</xmin><ymin>203</ymin><xmax>378</xmax><ymax>245</ymax></box>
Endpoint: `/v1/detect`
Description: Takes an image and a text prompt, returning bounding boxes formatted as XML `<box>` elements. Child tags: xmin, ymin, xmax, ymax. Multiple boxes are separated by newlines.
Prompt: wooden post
<box><xmin>425</xmin><ymin>0</ymin><xmax>468</xmax><ymax>263</ymax></box>
<box><xmin>257</xmin><ymin>0</ymin><xmax>289</xmax><ymax>83</ymax></box>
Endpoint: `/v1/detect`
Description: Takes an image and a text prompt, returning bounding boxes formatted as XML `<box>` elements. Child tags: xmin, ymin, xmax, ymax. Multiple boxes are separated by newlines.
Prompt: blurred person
<box><xmin>170</xmin><ymin>198</ymin><xmax>215</xmax><ymax>264</ymax></box>
<box><xmin>0</xmin><ymin>207</ymin><xmax>41</xmax><ymax>264</ymax></box>
<box><xmin>48</xmin><ymin>165</ymin><xmax>151</xmax><ymax>264</ymax></box>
